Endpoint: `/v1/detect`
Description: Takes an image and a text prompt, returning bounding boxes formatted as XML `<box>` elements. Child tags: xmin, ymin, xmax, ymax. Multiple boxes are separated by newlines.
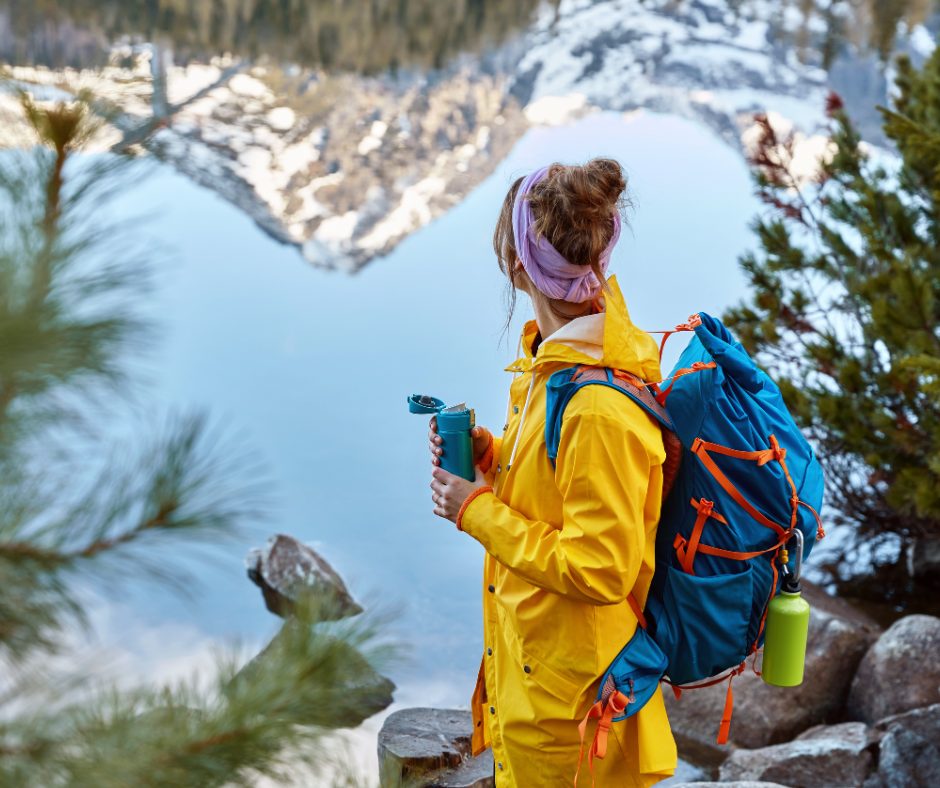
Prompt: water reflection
<box><xmin>0</xmin><ymin>0</ymin><xmax>555</xmax><ymax>72</ymax></box>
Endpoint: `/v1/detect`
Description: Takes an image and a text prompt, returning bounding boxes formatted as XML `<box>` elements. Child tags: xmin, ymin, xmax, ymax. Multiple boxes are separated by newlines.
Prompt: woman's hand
<box><xmin>428</xmin><ymin>417</ymin><xmax>492</xmax><ymax>467</ymax></box>
<box><xmin>430</xmin><ymin>465</ymin><xmax>488</xmax><ymax>523</ymax></box>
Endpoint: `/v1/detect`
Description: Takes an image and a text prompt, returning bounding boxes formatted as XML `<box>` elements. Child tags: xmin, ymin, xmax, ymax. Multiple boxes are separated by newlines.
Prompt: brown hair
<box><xmin>493</xmin><ymin>158</ymin><xmax>630</xmax><ymax>331</ymax></box>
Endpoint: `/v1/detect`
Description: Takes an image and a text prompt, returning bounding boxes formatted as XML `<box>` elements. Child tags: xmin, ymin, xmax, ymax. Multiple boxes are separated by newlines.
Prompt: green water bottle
<box><xmin>761</xmin><ymin>529</ymin><xmax>810</xmax><ymax>687</ymax></box>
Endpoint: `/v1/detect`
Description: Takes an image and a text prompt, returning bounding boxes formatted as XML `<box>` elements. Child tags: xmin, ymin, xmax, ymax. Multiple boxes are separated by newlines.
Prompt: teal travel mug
<box><xmin>408</xmin><ymin>394</ymin><xmax>475</xmax><ymax>481</ymax></box>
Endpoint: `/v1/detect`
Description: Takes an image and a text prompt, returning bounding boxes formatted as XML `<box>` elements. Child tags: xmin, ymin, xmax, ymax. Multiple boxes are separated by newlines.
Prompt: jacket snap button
<box><xmin>490</xmin><ymin>706</ymin><xmax>495</xmax><ymax>714</ymax></box>
<box><xmin>487</xmin><ymin>648</ymin><xmax>492</xmax><ymax>656</ymax></box>
<box><xmin>513</xmin><ymin>405</ymin><xmax>519</xmax><ymax>414</ymax></box>
<box><xmin>524</xmin><ymin>664</ymin><xmax>531</xmax><ymax>674</ymax></box>
<box><xmin>498</xmin><ymin>762</ymin><xmax>503</xmax><ymax>770</ymax></box>
<box><xmin>497</xmin><ymin>463</ymin><xmax>501</xmax><ymax>473</ymax></box>
<box><xmin>488</xmin><ymin>584</ymin><xmax>495</xmax><ymax>593</ymax></box>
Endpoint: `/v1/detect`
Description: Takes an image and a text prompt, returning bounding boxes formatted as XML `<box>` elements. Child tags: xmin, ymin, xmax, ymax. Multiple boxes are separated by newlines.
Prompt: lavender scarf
<box><xmin>512</xmin><ymin>165</ymin><xmax>621</xmax><ymax>303</ymax></box>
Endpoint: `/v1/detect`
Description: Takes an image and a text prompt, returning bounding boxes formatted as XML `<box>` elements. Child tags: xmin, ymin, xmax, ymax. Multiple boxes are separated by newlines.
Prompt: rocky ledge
<box><xmin>381</xmin><ymin>586</ymin><xmax>940</xmax><ymax>788</ymax></box>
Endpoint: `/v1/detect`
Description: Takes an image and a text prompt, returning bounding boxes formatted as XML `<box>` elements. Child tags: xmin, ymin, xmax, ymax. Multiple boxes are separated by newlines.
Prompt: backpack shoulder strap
<box><xmin>545</xmin><ymin>365</ymin><xmax>674</xmax><ymax>468</ymax></box>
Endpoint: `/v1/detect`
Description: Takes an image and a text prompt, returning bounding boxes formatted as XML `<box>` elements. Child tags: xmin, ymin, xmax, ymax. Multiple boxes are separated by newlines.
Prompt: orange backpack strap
<box><xmin>627</xmin><ymin>593</ymin><xmax>647</xmax><ymax>630</ymax></box>
<box><xmin>690</xmin><ymin>437</ymin><xmax>788</xmax><ymax>537</ymax></box>
<box><xmin>574</xmin><ymin>691</ymin><xmax>629</xmax><ymax>788</ymax></box>
<box><xmin>662</xmin><ymin>661</ymin><xmax>745</xmax><ymax>745</ymax></box>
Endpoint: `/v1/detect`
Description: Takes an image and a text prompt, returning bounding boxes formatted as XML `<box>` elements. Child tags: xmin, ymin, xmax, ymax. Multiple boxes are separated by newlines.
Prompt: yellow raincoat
<box><xmin>460</xmin><ymin>276</ymin><xmax>677</xmax><ymax>787</ymax></box>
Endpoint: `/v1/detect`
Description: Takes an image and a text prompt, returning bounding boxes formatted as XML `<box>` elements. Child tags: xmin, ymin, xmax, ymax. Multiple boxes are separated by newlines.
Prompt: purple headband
<box><xmin>511</xmin><ymin>165</ymin><xmax>621</xmax><ymax>304</ymax></box>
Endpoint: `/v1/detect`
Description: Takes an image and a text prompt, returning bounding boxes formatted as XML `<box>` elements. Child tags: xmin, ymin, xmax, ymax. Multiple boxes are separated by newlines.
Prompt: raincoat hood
<box><xmin>511</xmin><ymin>276</ymin><xmax>662</xmax><ymax>383</ymax></box>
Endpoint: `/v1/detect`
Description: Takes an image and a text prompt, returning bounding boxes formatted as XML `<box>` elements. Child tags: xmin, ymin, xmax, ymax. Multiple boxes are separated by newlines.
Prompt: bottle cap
<box><xmin>408</xmin><ymin>394</ymin><xmax>445</xmax><ymax>414</ymax></box>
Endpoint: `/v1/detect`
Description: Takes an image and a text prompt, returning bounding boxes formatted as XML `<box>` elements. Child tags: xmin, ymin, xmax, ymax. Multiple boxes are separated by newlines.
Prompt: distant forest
<box><xmin>0</xmin><ymin>0</ymin><xmax>556</xmax><ymax>72</ymax></box>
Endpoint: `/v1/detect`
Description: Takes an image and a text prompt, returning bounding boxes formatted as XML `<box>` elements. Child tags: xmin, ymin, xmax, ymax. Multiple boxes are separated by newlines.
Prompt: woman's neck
<box><xmin>530</xmin><ymin>295</ymin><xmax>591</xmax><ymax>344</ymax></box>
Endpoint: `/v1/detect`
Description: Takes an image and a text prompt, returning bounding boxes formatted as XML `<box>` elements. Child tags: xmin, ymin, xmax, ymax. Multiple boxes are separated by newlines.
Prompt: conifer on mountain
<box><xmin>0</xmin><ymin>89</ymin><xmax>390</xmax><ymax>787</ymax></box>
<box><xmin>725</xmin><ymin>49</ymin><xmax>940</xmax><ymax>589</ymax></box>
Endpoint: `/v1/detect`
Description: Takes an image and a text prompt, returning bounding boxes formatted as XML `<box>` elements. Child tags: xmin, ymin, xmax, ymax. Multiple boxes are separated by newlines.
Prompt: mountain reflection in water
<box><xmin>0</xmin><ymin>0</ymin><xmax>555</xmax><ymax>72</ymax></box>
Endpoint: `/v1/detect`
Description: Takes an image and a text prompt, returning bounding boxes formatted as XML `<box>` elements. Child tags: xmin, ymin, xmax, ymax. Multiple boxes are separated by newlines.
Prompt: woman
<box><xmin>428</xmin><ymin>159</ymin><xmax>677</xmax><ymax>787</ymax></box>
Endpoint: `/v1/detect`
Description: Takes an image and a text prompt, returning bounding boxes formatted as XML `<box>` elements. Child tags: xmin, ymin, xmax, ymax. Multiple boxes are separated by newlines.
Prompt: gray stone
<box><xmin>658</xmin><ymin>759</ymin><xmax>709</xmax><ymax>787</ymax></box>
<box><xmin>378</xmin><ymin>708</ymin><xmax>476</xmax><ymax>788</ymax></box>
<box><xmin>869</xmin><ymin>704</ymin><xmax>940</xmax><ymax>788</ymax></box>
<box><xmin>847</xmin><ymin>615</ymin><xmax>940</xmax><ymax>724</ymax></box>
<box><xmin>431</xmin><ymin>748</ymin><xmax>494</xmax><ymax>788</ymax></box>
<box><xmin>719</xmin><ymin>721</ymin><xmax>875</xmax><ymax>786</ymax></box>
<box><xmin>232</xmin><ymin>617</ymin><xmax>394</xmax><ymax>729</ymax></box>
<box><xmin>245</xmin><ymin>533</ymin><xmax>363</xmax><ymax>621</ymax></box>
<box><xmin>664</xmin><ymin>581</ymin><xmax>881</xmax><ymax>766</ymax></box>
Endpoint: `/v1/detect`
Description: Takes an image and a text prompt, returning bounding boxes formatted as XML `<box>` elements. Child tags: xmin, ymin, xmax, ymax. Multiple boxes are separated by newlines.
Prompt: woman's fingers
<box><xmin>431</xmin><ymin>466</ymin><xmax>457</xmax><ymax>484</ymax></box>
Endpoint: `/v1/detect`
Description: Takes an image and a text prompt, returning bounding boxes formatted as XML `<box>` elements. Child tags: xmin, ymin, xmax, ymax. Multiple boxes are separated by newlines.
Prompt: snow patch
<box><xmin>524</xmin><ymin>93</ymin><xmax>589</xmax><ymax>126</ymax></box>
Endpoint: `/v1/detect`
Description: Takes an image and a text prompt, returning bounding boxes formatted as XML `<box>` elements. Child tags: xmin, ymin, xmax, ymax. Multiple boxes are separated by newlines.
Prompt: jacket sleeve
<box><xmin>460</xmin><ymin>394</ymin><xmax>654</xmax><ymax>605</ymax></box>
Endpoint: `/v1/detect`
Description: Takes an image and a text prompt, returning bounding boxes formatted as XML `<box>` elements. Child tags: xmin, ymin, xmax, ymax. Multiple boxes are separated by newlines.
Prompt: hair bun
<box><xmin>525</xmin><ymin>158</ymin><xmax>628</xmax><ymax>266</ymax></box>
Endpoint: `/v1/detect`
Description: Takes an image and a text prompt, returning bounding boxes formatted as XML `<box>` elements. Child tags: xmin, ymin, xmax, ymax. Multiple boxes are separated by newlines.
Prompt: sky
<box><xmin>88</xmin><ymin>108</ymin><xmax>764</xmax><ymax>780</ymax></box>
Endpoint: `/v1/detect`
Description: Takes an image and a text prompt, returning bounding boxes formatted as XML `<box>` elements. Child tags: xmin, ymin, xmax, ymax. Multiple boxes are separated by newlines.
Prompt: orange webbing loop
<box><xmin>571</xmin><ymin>364</ymin><xmax>591</xmax><ymax>382</ymax></box>
<box><xmin>611</xmin><ymin>369</ymin><xmax>643</xmax><ymax>388</ymax></box>
<box><xmin>661</xmin><ymin>663</ymin><xmax>745</xmax><ymax>745</ymax></box>
<box><xmin>627</xmin><ymin>593</ymin><xmax>647</xmax><ymax>630</ymax></box>
<box><xmin>680</xmin><ymin>498</ymin><xmax>721</xmax><ymax>575</ymax></box>
<box><xmin>770</xmin><ymin>435</ymin><xmax>800</xmax><ymax>532</ymax></box>
<box><xmin>717</xmin><ymin>666</ymin><xmax>743</xmax><ymax>745</ymax></box>
<box><xmin>691</xmin><ymin>438</ymin><xmax>787</xmax><ymax>537</ymax></box>
<box><xmin>650</xmin><ymin>314</ymin><xmax>703</xmax><ymax>361</ymax></box>
<box><xmin>674</xmin><ymin>531</ymin><xmax>789</xmax><ymax>565</ymax></box>
<box><xmin>799</xmin><ymin>500</ymin><xmax>826</xmax><ymax>540</ymax></box>
<box><xmin>654</xmin><ymin>362</ymin><xmax>717</xmax><ymax>406</ymax></box>
<box><xmin>574</xmin><ymin>691</ymin><xmax>629</xmax><ymax>788</ymax></box>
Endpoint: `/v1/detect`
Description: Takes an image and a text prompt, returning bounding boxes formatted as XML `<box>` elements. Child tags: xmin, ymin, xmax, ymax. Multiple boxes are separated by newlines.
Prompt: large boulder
<box><xmin>847</xmin><ymin>615</ymin><xmax>940</xmax><ymax>724</ymax></box>
<box><xmin>378</xmin><ymin>708</ymin><xmax>495</xmax><ymax>788</ymax></box>
<box><xmin>718</xmin><ymin>722</ymin><xmax>876</xmax><ymax>786</ymax></box>
<box><xmin>664</xmin><ymin>581</ymin><xmax>881</xmax><ymax>766</ymax></box>
<box><xmin>231</xmin><ymin>617</ymin><xmax>394</xmax><ymax>729</ymax></box>
<box><xmin>245</xmin><ymin>533</ymin><xmax>363</xmax><ymax>621</ymax></box>
<box><xmin>866</xmin><ymin>703</ymin><xmax>940</xmax><ymax>788</ymax></box>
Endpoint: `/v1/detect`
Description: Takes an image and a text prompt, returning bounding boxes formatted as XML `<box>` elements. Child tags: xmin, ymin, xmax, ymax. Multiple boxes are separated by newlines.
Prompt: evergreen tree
<box><xmin>0</xmin><ymin>90</ymin><xmax>391</xmax><ymax>786</ymax></box>
<box><xmin>725</xmin><ymin>50</ymin><xmax>940</xmax><ymax>581</ymax></box>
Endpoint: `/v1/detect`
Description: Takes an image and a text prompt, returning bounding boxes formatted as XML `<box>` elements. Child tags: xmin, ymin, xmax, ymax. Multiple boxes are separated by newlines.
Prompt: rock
<box><xmin>232</xmin><ymin>617</ymin><xmax>394</xmax><ymax>729</ymax></box>
<box><xmin>245</xmin><ymin>533</ymin><xmax>363</xmax><ymax>621</ymax></box>
<box><xmin>664</xmin><ymin>581</ymin><xmax>881</xmax><ymax>766</ymax></box>
<box><xmin>867</xmin><ymin>704</ymin><xmax>940</xmax><ymax>788</ymax></box>
<box><xmin>847</xmin><ymin>615</ymin><xmax>940</xmax><ymax>724</ymax></box>
<box><xmin>659</xmin><ymin>759</ymin><xmax>709</xmax><ymax>786</ymax></box>
<box><xmin>431</xmin><ymin>748</ymin><xmax>494</xmax><ymax>788</ymax></box>
<box><xmin>719</xmin><ymin>722</ymin><xmax>876</xmax><ymax>786</ymax></box>
<box><xmin>378</xmin><ymin>708</ymin><xmax>476</xmax><ymax>788</ymax></box>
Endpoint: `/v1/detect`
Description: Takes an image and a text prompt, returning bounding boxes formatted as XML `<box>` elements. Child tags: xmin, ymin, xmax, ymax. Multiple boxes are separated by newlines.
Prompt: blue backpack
<box><xmin>548</xmin><ymin>313</ymin><xmax>825</xmax><ymax>780</ymax></box>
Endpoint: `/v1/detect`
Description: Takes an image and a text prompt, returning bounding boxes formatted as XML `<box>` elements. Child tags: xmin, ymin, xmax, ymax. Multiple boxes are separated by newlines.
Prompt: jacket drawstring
<box><xmin>507</xmin><ymin>373</ymin><xmax>535</xmax><ymax>472</ymax></box>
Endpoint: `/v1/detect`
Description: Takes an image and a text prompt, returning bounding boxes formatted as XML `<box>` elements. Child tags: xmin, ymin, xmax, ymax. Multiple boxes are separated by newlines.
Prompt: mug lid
<box><xmin>408</xmin><ymin>394</ymin><xmax>445</xmax><ymax>414</ymax></box>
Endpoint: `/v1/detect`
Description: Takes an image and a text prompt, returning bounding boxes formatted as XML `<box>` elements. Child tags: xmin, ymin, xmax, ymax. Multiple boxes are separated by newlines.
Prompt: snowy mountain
<box><xmin>3</xmin><ymin>0</ymin><xmax>935</xmax><ymax>272</ymax></box>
